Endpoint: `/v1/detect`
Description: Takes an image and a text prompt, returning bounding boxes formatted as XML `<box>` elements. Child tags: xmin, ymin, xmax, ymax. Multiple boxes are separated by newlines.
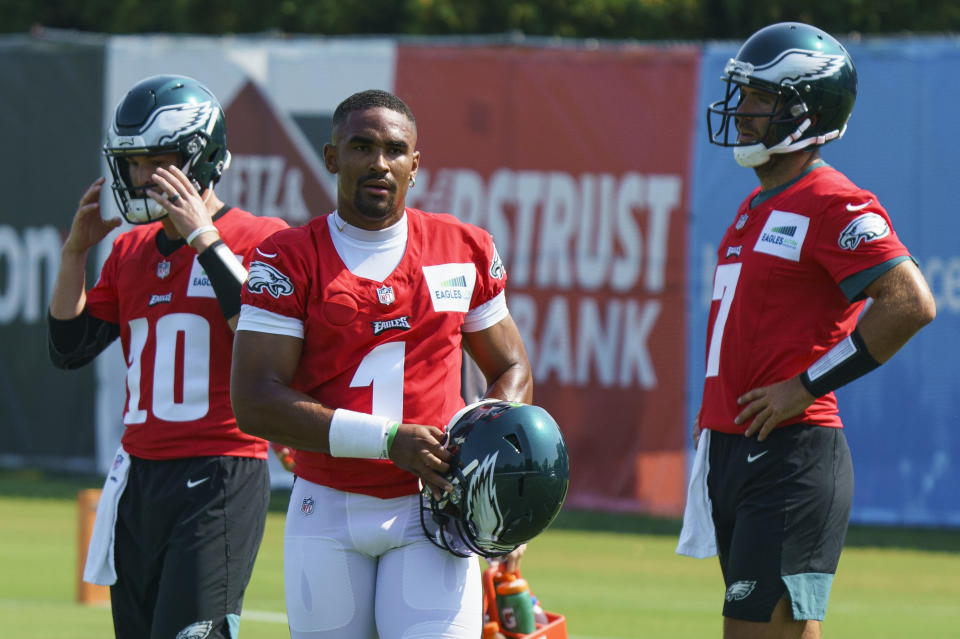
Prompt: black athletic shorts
<box><xmin>110</xmin><ymin>455</ymin><xmax>269</xmax><ymax>639</ymax></box>
<box><xmin>707</xmin><ymin>424</ymin><xmax>853</xmax><ymax>622</ymax></box>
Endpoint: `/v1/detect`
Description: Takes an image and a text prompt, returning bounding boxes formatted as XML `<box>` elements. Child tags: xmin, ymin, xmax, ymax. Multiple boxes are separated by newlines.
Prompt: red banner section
<box><xmin>397</xmin><ymin>45</ymin><xmax>699</xmax><ymax>515</ymax></box>
<box><xmin>220</xmin><ymin>81</ymin><xmax>335</xmax><ymax>224</ymax></box>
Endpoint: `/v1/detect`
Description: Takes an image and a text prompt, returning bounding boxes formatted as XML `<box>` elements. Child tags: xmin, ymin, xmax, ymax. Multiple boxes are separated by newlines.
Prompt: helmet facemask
<box><xmin>708</xmin><ymin>77</ymin><xmax>823</xmax><ymax>168</ymax></box>
<box><xmin>420</xmin><ymin>400</ymin><xmax>569</xmax><ymax>559</ymax></box>
<box><xmin>420</xmin><ymin>454</ymin><xmax>517</xmax><ymax>558</ymax></box>
<box><xmin>106</xmin><ymin>148</ymin><xmax>189</xmax><ymax>224</ymax></box>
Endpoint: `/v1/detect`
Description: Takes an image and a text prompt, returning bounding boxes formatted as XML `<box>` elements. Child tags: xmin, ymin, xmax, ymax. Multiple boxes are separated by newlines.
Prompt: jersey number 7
<box><xmin>705</xmin><ymin>263</ymin><xmax>741</xmax><ymax>378</ymax></box>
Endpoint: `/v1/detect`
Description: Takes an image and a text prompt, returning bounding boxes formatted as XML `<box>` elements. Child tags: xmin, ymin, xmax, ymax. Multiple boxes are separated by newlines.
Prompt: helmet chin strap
<box><xmin>734</xmin><ymin>119</ymin><xmax>845</xmax><ymax>168</ymax></box>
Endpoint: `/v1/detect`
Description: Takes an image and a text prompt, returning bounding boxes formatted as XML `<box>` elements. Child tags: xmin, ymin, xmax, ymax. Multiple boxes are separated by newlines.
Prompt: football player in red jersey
<box><xmin>47</xmin><ymin>75</ymin><xmax>288</xmax><ymax>639</ymax></box>
<box><xmin>231</xmin><ymin>89</ymin><xmax>533</xmax><ymax>639</ymax></box>
<box><xmin>677</xmin><ymin>23</ymin><xmax>936</xmax><ymax>639</ymax></box>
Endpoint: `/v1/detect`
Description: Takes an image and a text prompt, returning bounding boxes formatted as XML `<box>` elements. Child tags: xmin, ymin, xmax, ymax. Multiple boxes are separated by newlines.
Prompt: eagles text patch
<box><xmin>754</xmin><ymin>210</ymin><xmax>809</xmax><ymax>262</ymax></box>
<box><xmin>187</xmin><ymin>253</ymin><xmax>243</xmax><ymax>298</ymax></box>
<box><xmin>422</xmin><ymin>263</ymin><xmax>477</xmax><ymax>312</ymax></box>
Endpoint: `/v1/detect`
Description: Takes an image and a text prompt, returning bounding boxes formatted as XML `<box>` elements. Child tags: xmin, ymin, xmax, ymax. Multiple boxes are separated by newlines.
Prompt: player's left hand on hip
<box><xmin>735</xmin><ymin>377</ymin><xmax>815</xmax><ymax>441</ymax></box>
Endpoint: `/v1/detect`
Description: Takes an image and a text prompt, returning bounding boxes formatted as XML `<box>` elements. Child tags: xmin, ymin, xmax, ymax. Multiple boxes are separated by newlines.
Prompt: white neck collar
<box><xmin>332</xmin><ymin>209</ymin><xmax>407</xmax><ymax>243</ymax></box>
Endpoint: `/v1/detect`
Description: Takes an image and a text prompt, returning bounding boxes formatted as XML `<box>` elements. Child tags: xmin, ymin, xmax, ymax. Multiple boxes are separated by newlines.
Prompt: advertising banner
<box><xmin>0</xmin><ymin>37</ymin><xmax>106</xmax><ymax>471</ymax></box>
<box><xmin>397</xmin><ymin>45</ymin><xmax>699</xmax><ymax>514</ymax></box>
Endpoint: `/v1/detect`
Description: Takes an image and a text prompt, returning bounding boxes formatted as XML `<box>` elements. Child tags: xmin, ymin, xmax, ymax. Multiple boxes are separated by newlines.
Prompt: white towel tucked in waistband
<box><xmin>676</xmin><ymin>429</ymin><xmax>717</xmax><ymax>559</ymax></box>
<box><xmin>83</xmin><ymin>446</ymin><xmax>130</xmax><ymax>586</ymax></box>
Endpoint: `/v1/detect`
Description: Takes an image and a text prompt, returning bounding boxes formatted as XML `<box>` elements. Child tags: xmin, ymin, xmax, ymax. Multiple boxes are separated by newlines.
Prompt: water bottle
<box><xmin>495</xmin><ymin>573</ymin><xmax>536</xmax><ymax>635</ymax></box>
<box><xmin>531</xmin><ymin>595</ymin><xmax>548</xmax><ymax>626</ymax></box>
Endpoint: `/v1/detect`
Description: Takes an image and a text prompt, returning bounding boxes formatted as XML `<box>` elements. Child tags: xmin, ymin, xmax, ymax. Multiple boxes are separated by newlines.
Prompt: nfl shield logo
<box><xmin>376</xmin><ymin>285</ymin><xmax>395</xmax><ymax>306</ymax></box>
<box><xmin>300</xmin><ymin>497</ymin><xmax>314</xmax><ymax>516</ymax></box>
<box><xmin>735</xmin><ymin>214</ymin><xmax>749</xmax><ymax>230</ymax></box>
<box><xmin>156</xmin><ymin>259</ymin><xmax>171</xmax><ymax>279</ymax></box>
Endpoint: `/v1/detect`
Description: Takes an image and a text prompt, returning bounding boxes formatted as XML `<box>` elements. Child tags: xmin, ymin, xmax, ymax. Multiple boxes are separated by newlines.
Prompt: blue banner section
<box><xmin>688</xmin><ymin>38</ymin><xmax>960</xmax><ymax>526</ymax></box>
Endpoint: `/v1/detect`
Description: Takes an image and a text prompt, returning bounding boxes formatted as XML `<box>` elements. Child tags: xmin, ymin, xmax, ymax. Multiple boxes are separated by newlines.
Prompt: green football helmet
<box><xmin>421</xmin><ymin>400</ymin><xmax>570</xmax><ymax>558</ymax></box>
<box><xmin>707</xmin><ymin>22</ymin><xmax>858</xmax><ymax>167</ymax></box>
<box><xmin>103</xmin><ymin>75</ymin><xmax>231</xmax><ymax>224</ymax></box>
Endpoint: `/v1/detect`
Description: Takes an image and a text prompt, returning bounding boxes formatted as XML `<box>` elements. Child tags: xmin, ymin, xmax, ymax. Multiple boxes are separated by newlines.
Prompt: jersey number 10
<box><xmin>124</xmin><ymin>313</ymin><xmax>211</xmax><ymax>424</ymax></box>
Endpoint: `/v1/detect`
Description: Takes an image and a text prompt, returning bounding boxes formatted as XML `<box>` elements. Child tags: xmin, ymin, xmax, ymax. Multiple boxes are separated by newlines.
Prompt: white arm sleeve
<box><xmin>463</xmin><ymin>291</ymin><xmax>508</xmax><ymax>333</ymax></box>
<box><xmin>236</xmin><ymin>304</ymin><xmax>305</xmax><ymax>339</ymax></box>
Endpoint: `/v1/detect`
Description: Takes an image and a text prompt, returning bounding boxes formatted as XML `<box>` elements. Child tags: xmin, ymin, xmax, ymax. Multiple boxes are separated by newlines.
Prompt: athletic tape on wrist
<box><xmin>799</xmin><ymin>328</ymin><xmax>880</xmax><ymax>398</ymax></box>
<box><xmin>196</xmin><ymin>240</ymin><xmax>249</xmax><ymax>319</ymax></box>
<box><xmin>185</xmin><ymin>225</ymin><xmax>217</xmax><ymax>246</ymax></box>
<box><xmin>329</xmin><ymin>409</ymin><xmax>396</xmax><ymax>459</ymax></box>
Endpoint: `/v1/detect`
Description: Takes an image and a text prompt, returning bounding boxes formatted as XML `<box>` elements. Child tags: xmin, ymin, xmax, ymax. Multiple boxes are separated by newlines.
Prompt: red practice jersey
<box><xmin>701</xmin><ymin>166</ymin><xmax>911</xmax><ymax>434</ymax></box>
<box><xmin>86</xmin><ymin>208</ymin><xmax>288</xmax><ymax>459</ymax></box>
<box><xmin>240</xmin><ymin>208</ymin><xmax>508</xmax><ymax>498</ymax></box>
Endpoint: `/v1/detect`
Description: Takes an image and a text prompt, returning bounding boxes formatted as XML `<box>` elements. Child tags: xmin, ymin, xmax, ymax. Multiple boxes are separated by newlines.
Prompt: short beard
<box><xmin>353</xmin><ymin>192</ymin><xmax>396</xmax><ymax>221</ymax></box>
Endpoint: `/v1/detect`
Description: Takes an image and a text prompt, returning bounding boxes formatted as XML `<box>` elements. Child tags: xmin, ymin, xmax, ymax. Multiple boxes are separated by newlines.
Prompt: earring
<box><xmin>409</xmin><ymin>177</ymin><xmax>416</xmax><ymax>188</ymax></box>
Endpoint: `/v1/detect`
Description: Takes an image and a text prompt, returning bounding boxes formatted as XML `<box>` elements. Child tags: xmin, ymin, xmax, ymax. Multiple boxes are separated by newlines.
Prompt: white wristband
<box><xmin>328</xmin><ymin>409</ymin><xmax>396</xmax><ymax>459</ymax></box>
<box><xmin>185</xmin><ymin>225</ymin><xmax>218</xmax><ymax>246</ymax></box>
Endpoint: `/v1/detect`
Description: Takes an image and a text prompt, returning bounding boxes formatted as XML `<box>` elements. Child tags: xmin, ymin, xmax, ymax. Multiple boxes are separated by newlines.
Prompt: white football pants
<box><xmin>284</xmin><ymin>478</ymin><xmax>482</xmax><ymax>639</ymax></box>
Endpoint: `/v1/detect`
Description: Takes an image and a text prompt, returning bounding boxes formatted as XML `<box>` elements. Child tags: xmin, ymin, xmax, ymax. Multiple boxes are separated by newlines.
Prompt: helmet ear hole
<box><xmin>504</xmin><ymin>433</ymin><xmax>523</xmax><ymax>454</ymax></box>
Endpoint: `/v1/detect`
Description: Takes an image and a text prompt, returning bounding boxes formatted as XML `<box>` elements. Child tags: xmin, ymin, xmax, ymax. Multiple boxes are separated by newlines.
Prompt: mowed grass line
<box><xmin>1</xmin><ymin>471</ymin><xmax>959</xmax><ymax>638</ymax></box>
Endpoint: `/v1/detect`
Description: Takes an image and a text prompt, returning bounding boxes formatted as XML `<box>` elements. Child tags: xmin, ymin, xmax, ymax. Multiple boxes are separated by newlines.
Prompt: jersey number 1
<box><xmin>350</xmin><ymin>341</ymin><xmax>405</xmax><ymax>421</ymax></box>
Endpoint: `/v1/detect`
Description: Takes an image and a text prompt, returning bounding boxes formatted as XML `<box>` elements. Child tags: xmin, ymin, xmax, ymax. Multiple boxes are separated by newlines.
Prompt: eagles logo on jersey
<box><xmin>489</xmin><ymin>243</ymin><xmax>506</xmax><ymax>280</ymax></box>
<box><xmin>103</xmin><ymin>75</ymin><xmax>232</xmax><ymax>224</ymax></box>
<box><xmin>707</xmin><ymin>22</ymin><xmax>857</xmax><ymax>167</ymax></box>
<box><xmin>420</xmin><ymin>400</ymin><xmax>569</xmax><ymax>558</ymax></box>
<box><xmin>838</xmin><ymin>213</ymin><xmax>890</xmax><ymax>251</ymax></box>
<box><xmin>246</xmin><ymin>261</ymin><xmax>294</xmax><ymax>298</ymax></box>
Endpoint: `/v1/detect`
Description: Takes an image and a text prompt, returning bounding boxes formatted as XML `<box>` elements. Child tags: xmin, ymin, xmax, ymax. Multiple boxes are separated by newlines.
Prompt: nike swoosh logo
<box><xmin>256</xmin><ymin>248</ymin><xmax>278</xmax><ymax>258</ymax></box>
<box><xmin>746</xmin><ymin>451</ymin><xmax>769</xmax><ymax>463</ymax></box>
<box><xmin>846</xmin><ymin>200</ymin><xmax>872</xmax><ymax>212</ymax></box>
<box><xmin>186</xmin><ymin>477</ymin><xmax>210</xmax><ymax>488</ymax></box>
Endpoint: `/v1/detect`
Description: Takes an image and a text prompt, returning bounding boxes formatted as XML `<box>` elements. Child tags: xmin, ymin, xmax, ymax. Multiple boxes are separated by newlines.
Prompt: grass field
<box><xmin>2</xmin><ymin>469</ymin><xmax>959</xmax><ymax>638</ymax></box>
